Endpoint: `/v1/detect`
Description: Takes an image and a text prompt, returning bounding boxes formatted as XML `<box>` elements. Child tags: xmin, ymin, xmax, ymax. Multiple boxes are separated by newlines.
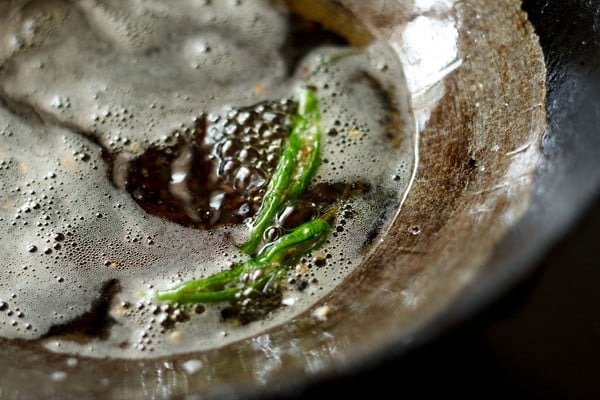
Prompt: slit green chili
<box><xmin>155</xmin><ymin>217</ymin><xmax>330</xmax><ymax>304</ymax></box>
<box><xmin>154</xmin><ymin>87</ymin><xmax>329</xmax><ymax>306</ymax></box>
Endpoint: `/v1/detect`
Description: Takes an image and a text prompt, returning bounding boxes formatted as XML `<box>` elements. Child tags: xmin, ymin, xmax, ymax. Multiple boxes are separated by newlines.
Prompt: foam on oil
<box><xmin>0</xmin><ymin>0</ymin><xmax>416</xmax><ymax>358</ymax></box>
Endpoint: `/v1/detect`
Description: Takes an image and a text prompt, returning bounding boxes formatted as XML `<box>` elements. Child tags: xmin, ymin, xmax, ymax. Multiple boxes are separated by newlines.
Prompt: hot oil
<box><xmin>0</xmin><ymin>0</ymin><xmax>416</xmax><ymax>358</ymax></box>
<box><xmin>116</xmin><ymin>6</ymin><xmax>358</xmax><ymax>230</ymax></box>
<box><xmin>118</xmin><ymin>100</ymin><xmax>296</xmax><ymax>229</ymax></box>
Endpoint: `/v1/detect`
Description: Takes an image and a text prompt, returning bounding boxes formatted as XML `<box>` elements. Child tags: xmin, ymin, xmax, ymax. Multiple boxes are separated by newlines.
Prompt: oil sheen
<box><xmin>0</xmin><ymin>0</ymin><xmax>415</xmax><ymax>358</ymax></box>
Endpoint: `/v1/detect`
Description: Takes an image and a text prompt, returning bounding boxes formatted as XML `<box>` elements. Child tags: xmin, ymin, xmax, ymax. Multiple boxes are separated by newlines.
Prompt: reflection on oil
<box><xmin>342</xmin><ymin>0</ymin><xmax>462</xmax><ymax>129</ymax></box>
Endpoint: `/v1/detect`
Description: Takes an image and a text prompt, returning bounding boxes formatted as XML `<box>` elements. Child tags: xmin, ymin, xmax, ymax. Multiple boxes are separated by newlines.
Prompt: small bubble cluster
<box><xmin>122</xmin><ymin>99</ymin><xmax>296</xmax><ymax>229</ymax></box>
<box><xmin>209</xmin><ymin>99</ymin><xmax>296</xmax><ymax>194</ymax></box>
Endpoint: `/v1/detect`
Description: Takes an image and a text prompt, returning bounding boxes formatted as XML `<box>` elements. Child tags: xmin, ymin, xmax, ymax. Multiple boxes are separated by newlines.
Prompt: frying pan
<box><xmin>291</xmin><ymin>1</ymin><xmax>600</xmax><ymax>397</ymax></box>
<box><xmin>0</xmin><ymin>0</ymin><xmax>598</xmax><ymax>399</ymax></box>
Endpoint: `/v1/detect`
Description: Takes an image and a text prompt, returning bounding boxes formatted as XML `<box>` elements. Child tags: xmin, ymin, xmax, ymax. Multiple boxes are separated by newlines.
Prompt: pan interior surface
<box><xmin>0</xmin><ymin>0</ymin><xmax>546</xmax><ymax>398</ymax></box>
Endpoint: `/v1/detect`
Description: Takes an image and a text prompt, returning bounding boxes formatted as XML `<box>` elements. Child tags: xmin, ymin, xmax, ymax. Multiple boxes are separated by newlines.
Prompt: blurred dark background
<box><xmin>270</xmin><ymin>1</ymin><xmax>600</xmax><ymax>399</ymax></box>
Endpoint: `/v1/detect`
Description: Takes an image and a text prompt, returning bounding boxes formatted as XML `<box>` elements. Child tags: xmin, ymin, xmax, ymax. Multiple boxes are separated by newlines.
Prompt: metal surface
<box><xmin>1</xmin><ymin>0</ymin><xmax>598</xmax><ymax>399</ymax></box>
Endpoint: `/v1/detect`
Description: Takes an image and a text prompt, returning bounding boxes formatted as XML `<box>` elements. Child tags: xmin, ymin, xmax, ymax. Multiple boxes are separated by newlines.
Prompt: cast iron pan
<box><xmin>275</xmin><ymin>0</ymin><xmax>600</xmax><ymax>398</ymax></box>
<box><xmin>0</xmin><ymin>0</ymin><xmax>598</xmax><ymax>399</ymax></box>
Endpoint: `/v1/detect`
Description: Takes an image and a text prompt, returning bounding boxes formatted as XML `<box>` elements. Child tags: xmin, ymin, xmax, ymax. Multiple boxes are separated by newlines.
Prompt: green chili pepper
<box><xmin>154</xmin><ymin>87</ymin><xmax>330</xmax><ymax>306</ymax></box>
<box><xmin>155</xmin><ymin>217</ymin><xmax>330</xmax><ymax>304</ymax></box>
<box><xmin>254</xmin><ymin>218</ymin><xmax>329</xmax><ymax>265</ymax></box>
<box><xmin>241</xmin><ymin>87</ymin><xmax>322</xmax><ymax>255</ymax></box>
